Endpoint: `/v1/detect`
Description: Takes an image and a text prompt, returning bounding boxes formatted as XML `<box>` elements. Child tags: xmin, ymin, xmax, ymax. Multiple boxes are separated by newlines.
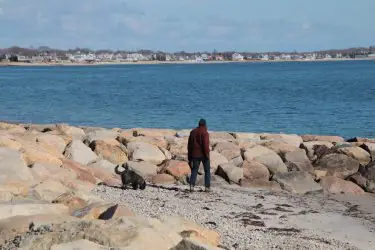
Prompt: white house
<box><xmin>232</xmin><ymin>53</ymin><xmax>244</xmax><ymax>61</ymax></box>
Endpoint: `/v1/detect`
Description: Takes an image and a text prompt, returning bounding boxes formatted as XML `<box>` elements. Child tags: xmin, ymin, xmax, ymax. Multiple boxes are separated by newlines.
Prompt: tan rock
<box><xmin>209</xmin><ymin>151</ymin><xmax>228</xmax><ymax>172</ymax></box>
<box><xmin>260</xmin><ymin>133</ymin><xmax>303</xmax><ymax>148</ymax></box>
<box><xmin>0</xmin><ymin>147</ymin><xmax>34</xmax><ymax>182</ymax></box>
<box><xmin>72</xmin><ymin>203</ymin><xmax>134</xmax><ymax>220</ymax></box>
<box><xmin>261</xmin><ymin>141</ymin><xmax>300</xmax><ymax>156</ymax></box>
<box><xmin>120</xmin><ymin>135</ymin><xmax>168</xmax><ymax>149</ymax></box>
<box><xmin>127</xmin><ymin>141</ymin><xmax>166</xmax><ymax>165</ymax></box>
<box><xmin>152</xmin><ymin>174</ymin><xmax>176</xmax><ymax>184</ymax></box>
<box><xmin>64</xmin><ymin>140</ymin><xmax>99</xmax><ymax>165</ymax></box>
<box><xmin>314</xmin><ymin>153</ymin><xmax>360</xmax><ymax>179</ymax></box>
<box><xmin>33</xmin><ymin>179</ymin><xmax>70</xmax><ymax>202</ymax></box>
<box><xmin>242</xmin><ymin>161</ymin><xmax>270</xmax><ymax>182</ymax></box>
<box><xmin>216</xmin><ymin>163</ymin><xmax>243</xmax><ymax>184</ymax></box>
<box><xmin>158</xmin><ymin>215</ymin><xmax>220</xmax><ymax>247</ymax></box>
<box><xmin>272</xmin><ymin>171</ymin><xmax>322</xmax><ymax>194</ymax></box>
<box><xmin>0</xmin><ymin>181</ymin><xmax>33</xmax><ymax>196</ymax></box>
<box><xmin>320</xmin><ymin>176</ymin><xmax>365</xmax><ymax>195</ymax></box>
<box><xmin>337</xmin><ymin>146</ymin><xmax>371</xmax><ymax>166</ymax></box>
<box><xmin>61</xmin><ymin>159</ymin><xmax>98</xmax><ymax>184</ymax></box>
<box><xmin>0</xmin><ymin>135</ymin><xmax>22</xmax><ymax>150</ymax></box>
<box><xmin>243</xmin><ymin>145</ymin><xmax>287</xmax><ymax>174</ymax></box>
<box><xmin>55</xmin><ymin>123</ymin><xmax>86</xmax><ymax>140</ymax></box>
<box><xmin>52</xmin><ymin>192</ymin><xmax>88</xmax><ymax>214</ymax></box>
<box><xmin>36</xmin><ymin>133</ymin><xmax>67</xmax><ymax>153</ymax></box>
<box><xmin>29</xmin><ymin>163</ymin><xmax>77</xmax><ymax>182</ymax></box>
<box><xmin>163</xmin><ymin>160</ymin><xmax>191</xmax><ymax>179</ymax></box>
<box><xmin>89</xmin><ymin>140</ymin><xmax>128</xmax><ymax>165</ymax></box>
<box><xmin>0</xmin><ymin>191</ymin><xmax>13</xmax><ymax>201</ymax></box>
<box><xmin>284</xmin><ymin>150</ymin><xmax>314</xmax><ymax>174</ymax></box>
<box><xmin>61</xmin><ymin>179</ymin><xmax>96</xmax><ymax>193</ymax></box>
<box><xmin>314</xmin><ymin>170</ymin><xmax>328</xmax><ymax>180</ymax></box>
<box><xmin>301</xmin><ymin>135</ymin><xmax>344</xmax><ymax>143</ymax></box>
<box><xmin>125</xmin><ymin>161</ymin><xmax>158</xmax><ymax>180</ymax></box>
<box><xmin>21</xmin><ymin>146</ymin><xmax>63</xmax><ymax>167</ymax></box>
<box><xmin>0</xmin><ymin>214</ymin><xmax>78</xmax><ymax>245</ymax></box>
<box><xmin>209</xmin><ymin>131</ymin><xmax>235</xmax><ymax>141</ymax></box>
<box><xmin>0</xmin><ymin>203</ymin><xmax>69</xmax><ymax>220</ymax></box>
<box><xmin>213</xmin><ymin>142</ymin><xmax>241</xmax><ymax>161</ymax></box>
<box><xmin>172</xmin><ymin>238</ymin><xmax>225</xmax><ymax>250</ymax></box>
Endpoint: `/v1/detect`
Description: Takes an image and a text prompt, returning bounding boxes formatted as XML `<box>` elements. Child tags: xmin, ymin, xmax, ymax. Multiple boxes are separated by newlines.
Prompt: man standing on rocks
<box><xmin>188</xmin><ymin>118</ymin><xmax>211</xmax><ymax>192</ymax></box>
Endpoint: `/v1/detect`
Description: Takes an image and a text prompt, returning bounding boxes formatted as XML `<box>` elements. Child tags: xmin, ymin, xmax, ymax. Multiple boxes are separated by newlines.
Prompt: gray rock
<box><xmin>215</xmin><ymin>163</ymin><xmax>243</xmax><ymax>184</ymax></box>
<box><xmin>272</xmin><ymin>171</ymin><xmax>322</xmax><ymax>194</ymax></box>
<box><xmin>284</xmin><ymin>150</ymin><xmax>314</xmax><ymax>174</ymax></box>
<box><xmin>243</xmin><ymin>146</ymin><xmax>287</xmax><ymax>174</ymax></box>
<box><xmin>63</xmin><ymin>140</ymin><xmax>99</xmax><ymax>165</ymax></box>
<box><xmin>314</xmin><ymin>153</ymin><xmax>360</xmax><ymax>179</ymax></box>
<box><xmin>127</xmin><ymin>141</ymin><xmax>166</xmax><ymax>165</ymax></box>
<box><xmin>126</xmin><ymin>161</ymin><xmax>158</xmax><ymax>180</ymax></box>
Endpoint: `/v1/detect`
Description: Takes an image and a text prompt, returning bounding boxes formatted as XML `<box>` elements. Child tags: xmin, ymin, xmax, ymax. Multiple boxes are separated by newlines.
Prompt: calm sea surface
<box><xmin>0</xmin><ymin>60</ymin><xmax>374</xmax><ymax>138</ymax></box>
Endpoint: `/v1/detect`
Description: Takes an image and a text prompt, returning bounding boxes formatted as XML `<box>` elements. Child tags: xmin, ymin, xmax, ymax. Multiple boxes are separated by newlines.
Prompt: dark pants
<box><xmin>190</xmin><ymin>157</ymin><xmax>211</xmax><ymax>188</ymax></box>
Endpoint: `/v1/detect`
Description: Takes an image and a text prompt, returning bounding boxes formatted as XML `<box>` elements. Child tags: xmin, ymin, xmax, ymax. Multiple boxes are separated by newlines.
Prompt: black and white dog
<box><xmin>115</xmin><ymin>164</ymin><xmax>146</xmax><ymax>190</ymax></box>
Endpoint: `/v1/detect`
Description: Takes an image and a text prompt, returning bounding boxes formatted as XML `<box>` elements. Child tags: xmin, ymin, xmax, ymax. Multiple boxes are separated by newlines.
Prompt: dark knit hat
<box><xmin>198</xmin><ymin>119</ymin><xmax>206</xmax><ymax>126</ymax></box>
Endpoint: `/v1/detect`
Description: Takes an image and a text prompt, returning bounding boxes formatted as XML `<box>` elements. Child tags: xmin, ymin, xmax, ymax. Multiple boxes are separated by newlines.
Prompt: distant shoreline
<box><xmin>1</xmin><ymin>57</ymin><xmax>375</xmax><ymax>67</ymax></box>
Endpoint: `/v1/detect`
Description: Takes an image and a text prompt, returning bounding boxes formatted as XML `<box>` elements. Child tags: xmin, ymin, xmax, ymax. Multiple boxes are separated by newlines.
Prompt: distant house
<box><xmin>368</xmin><ymin>53</ymin><xmax>375</xmax><ymax>58</ymax></box>
<box><xmin>16</xmin><ymin>55</ymin><xmax>31</xmax><ymax>63</ymax></box>
<box><xmin>232</xmin><ymin>53</ymin><xmax>244</xmax><ymax>61</ymax></box>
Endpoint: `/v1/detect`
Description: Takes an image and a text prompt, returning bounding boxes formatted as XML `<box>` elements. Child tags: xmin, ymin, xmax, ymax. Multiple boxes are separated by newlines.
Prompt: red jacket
<box><xmin>187</xmin><ymin>125</ymin><xmax>210</xmax><ymax>160</ymax></box>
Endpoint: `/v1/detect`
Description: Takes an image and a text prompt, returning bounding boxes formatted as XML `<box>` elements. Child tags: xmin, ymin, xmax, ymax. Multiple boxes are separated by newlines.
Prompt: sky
<box><xmin>0</xmin><ymin>0</ymin><xmax>374</xmax><ymax>52</ymax></box>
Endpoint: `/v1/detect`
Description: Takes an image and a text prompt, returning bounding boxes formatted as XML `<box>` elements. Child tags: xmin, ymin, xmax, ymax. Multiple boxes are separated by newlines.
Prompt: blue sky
<box><xmin>0</xmin><ymin>0</ymin><xmax>374</xmax><ymax>52</ymax></box>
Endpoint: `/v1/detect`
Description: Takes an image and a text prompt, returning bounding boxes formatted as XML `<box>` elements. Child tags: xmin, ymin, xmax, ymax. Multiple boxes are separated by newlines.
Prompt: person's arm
<box><xmin>203</xmin><ymin>132</ymin><xmax>210</xmax><ymax>159</ymax></box>
<box><xmin>187</xmin><ymin>132</ymin><xmax>192</xmax><ymax>162</ymax></box>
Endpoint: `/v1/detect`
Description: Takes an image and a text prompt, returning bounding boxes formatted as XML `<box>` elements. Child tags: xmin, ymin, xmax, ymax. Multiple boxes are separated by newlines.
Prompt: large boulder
<box><xmin>320</xmin><ymin>176</ymin><xmax>365</xmax><ymax>195</ymax></box>
<box><xmin>64</xmin><ymin>140</ymin><xmax>98</xmax><ymax>165</ymax></box>
<box><xmin>127</xmin><ymin>141</ymin><xmax>166</xmax><ymax>165</ymax></box>
<box><xmin>172</xmin><ymin>238</ymin><xmax>225</xmax><ymax>250</ymax></box>
<box><xmin>84</xmin><ymin>129</ymin><xmax>119</xmax><ymax>144</ymax></box>
<box><xmin>262</xmin><ymin>141</ymin><xmax>300</xmax><ymax>156</ymax></box>
<box><xmin>158</xmin><ymin>215</ymin><xmax>221</xmax><ymax>247</ymax></box>
<box><xmin>16</xmin><ymin>217</ymin><xmax>183</xmax><ymax>250</ymax></box>
<box><xmin>300</xmin><ymin>141</ymin><xmax>334</xmax><ymax>161</ymax></box>
<box><xmin>213</xmin><ymin>142</ymin><xmax>241</xmax><ymax>162</ymax></box>
<box><xmin>55</xmin><ymin>124</ymin><xmax>86</xmax><ymax>141</ymax></box>
<box><xmin>209</xmin><ymin>131</ymin><xmax>235</xmax><ymax>141</ymax></box>
<box><xmin>21</xmin><ymin>146</ymin><xmax>63</xmax><ymax>167</ymax></box>
<box><xmin>301</xmin><ymin>135</ymin><xmax>344</xmax><ymax>143</ymax></box>
<box><xmin>121</xmin><ymin>135</ymin><xmax>168</xmax><ymax>149</ymax></box>
<box><xmin>243</xmin><ymin>146</ymin><xmax>287</xmax><ymax>174</ymax></box>
<box><xmin>89</xmin><ymin>140</ymin><xmax>128</xmax><ymax>165</ymax></box>
<box><xmin>72</xmin><ymin>202</ymin><xmax>134</xmax><ymax>220</ymax></box>
<box><xmin>260</xmin><ymin>133</ymin><xmax>303</xmax><ymax>148</ymax></box>
<box><xmin>0</xmin><ymin>203</ymin><xmax>69</xmax><ymax>220</ymax></box>
<box><xmin>272</xmin><ymin>171</ymin><xmax>322</xmax><ymax>194</ymax></box>
<box><xmin>215</xmin><ymin>163</ymin><xmax>243</xmax><ymax>184</ymax></box>
<box><xmin>169</xmin><ymin>138</ymin><xmax>188</xmax><ymax>160</ymax></box>
<box><xmin>0</xmin><ymin>134</ymin><xmax>22</xmax><ymax>150</ymax></box>
<box><xmin>125</xmin><ymin>161</ymin><xmax>158</xmax><ymax>180</ymax></box>
<box><xmin>29</xmin><ymin>163</ymin><xmax>77</xmax><ymax>183</ymax></box>
<box><xmin>284</xmin><ymin>150</ymin><xmax>314</xmax><ymax>174</ymax></box>
<box><xmin>88</xmin><ymin>159</ymin><xmax>116</xmax><ymax>172</ymax></box>
<box><xmin>61</xmin><ymin>159</ymin><xmax>98</xmax><ymax>184</ymax></box>
<box><xmin>314</xmin><ymin>153</ymin><xmax>360</xmax><ymax>179</ymax></box>
<box><xmin>152</xmin><ymin>174</ymin><xmax>176</xmax><ymax>184</ymax></box>
<box><xmin>209</xmin><ymin>151</ymin><xmax>228</xmax><ymax>172</ymax></box>
<box><xmin>336</xmin><ymin>146</ymin><xmax>371</xmax><ymax>166</ymax></box>
<box><xmin>52</xmin><ymin>192</ymin><xmax>89</xmax><ymax>213</ymax></box>
<box><xmin>35</xmin><ymin>133</ymin><xmax>67</xmax><ymax>154</ymax></box>
<box><xmin>0</xmin><ymin>147</ymin><xmax>33</xmax><ymax>182</ymax></box>
<box><xmin>33</xmin><ymin>179</ymin><xmax>70</xmax><ymax>202</ymax></box>
<box><xmin>162</xmin><ymin>160</ymin><xmax>191</xmax><ymax>179</ymax></box>
<box><xmin>241</xmin><ymin>161</ymin><xmax>270</xmax><ymax>182</ymax></box>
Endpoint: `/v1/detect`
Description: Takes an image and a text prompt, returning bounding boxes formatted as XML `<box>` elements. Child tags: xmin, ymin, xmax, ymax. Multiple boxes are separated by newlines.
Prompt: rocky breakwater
<box><xmin>0</xmin><ymin>122</ymin><xmax>375</xmax><ymax>249</ymax></box>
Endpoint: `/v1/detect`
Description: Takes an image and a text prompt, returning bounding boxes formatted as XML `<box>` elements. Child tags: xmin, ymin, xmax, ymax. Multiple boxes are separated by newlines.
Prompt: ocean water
<box><xmin>0</xmin><ymin>60</ymin><xmax>375</xmax><ymax>138</ymax></box>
